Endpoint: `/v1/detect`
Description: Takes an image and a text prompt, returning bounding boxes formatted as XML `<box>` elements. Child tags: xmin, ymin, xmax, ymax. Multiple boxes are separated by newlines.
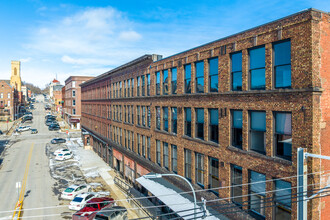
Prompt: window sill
<box><xmin>136</xmin><ymin>125</ymin><xmax>151</xmax><ymax>130</ymax></box>
<box><xmin>182</xmin><ymin>135</ymin><xmax>220</xmax><ymax>147</ymax></box>
<box><xmin>112</xmin><ymin>120</ymin><xmax>122</xmax><ymax>123</ymax></box>
<box><xmin>154</xmin><ymin>129</ymin><xmax>177</xmax><ymax>137</ymax></box>
<box><xmin>123</xmin><ymin>122</ymin><xmax>133</xmax><ymax>126</ymax></box>
<box><xmin>227</xmin><ymin>145</ymin><xmax>292</xmax><ymax>166</ymax></box>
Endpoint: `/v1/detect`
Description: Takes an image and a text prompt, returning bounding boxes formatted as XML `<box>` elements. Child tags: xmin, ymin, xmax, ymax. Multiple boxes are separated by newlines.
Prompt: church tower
<box><xmin>10</xmin><ymin>61</ymin><xmax>22</xmax><ymax>92</ymax></box>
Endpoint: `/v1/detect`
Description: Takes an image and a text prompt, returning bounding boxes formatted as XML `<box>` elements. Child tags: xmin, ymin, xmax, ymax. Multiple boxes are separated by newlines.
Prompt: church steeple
<box><xmin>10</xmin><ymin>61</ymin><xmax>22</xmax><ymax>92</ymax></box>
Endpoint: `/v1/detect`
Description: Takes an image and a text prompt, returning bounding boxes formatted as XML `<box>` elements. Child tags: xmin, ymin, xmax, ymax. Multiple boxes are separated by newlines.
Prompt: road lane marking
<box><xmin>12</xmin><ymin>143</ymin><xmax>34</xmax><ymax>220</ymax></box>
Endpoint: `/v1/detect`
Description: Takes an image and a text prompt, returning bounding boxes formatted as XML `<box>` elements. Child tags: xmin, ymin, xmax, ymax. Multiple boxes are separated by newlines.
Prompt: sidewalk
<box><xmin>0</xmin><ymin>121</ymin><xmax>14</xmax><ymax>133</ymax></box>
<box><xmin>68</xmin><ymin>139</ymin><xmax>142</xmax><ymax>219</ymax></box>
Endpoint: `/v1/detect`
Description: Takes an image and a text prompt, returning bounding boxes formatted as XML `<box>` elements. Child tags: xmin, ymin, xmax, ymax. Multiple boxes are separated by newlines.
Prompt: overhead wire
<box><xmin>1</xmin><ymin>171</ymin><xmax>329</xmax><ymax>216</ymax></box>
<box><xmin>8</xmin><ymin>187</ymin><xmax>330</xmax><ymax>220</ymax></box>
<box><xmin>0</xmin><ymin>170</ymin><xmax>328</xmax><ymax>217</ymax></box>
<box><xmin>131</xmin><ymin>186</ymin><xmax>330</xmax><ymax>220</ymax></box>
<box><xmin>184</xmin><ymin>190</ymin><xmax>330</xmax><ymax>220</ymax></box>
<box><xmin>1</xmin><ymin>179</ymin><xmax>326</xmax><ymax>219</ymax></box>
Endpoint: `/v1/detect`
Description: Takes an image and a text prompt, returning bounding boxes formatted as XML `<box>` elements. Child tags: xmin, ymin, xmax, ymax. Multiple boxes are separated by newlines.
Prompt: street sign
<box><xmin>16</xmin><ymin>182</ymin><xmax>21</xmax><ymax>189</ymax></box>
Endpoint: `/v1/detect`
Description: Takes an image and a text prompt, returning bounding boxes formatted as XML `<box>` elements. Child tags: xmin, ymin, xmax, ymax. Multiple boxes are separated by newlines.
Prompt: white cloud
<box><xmin>118</xmin><ymin>31</ymin><xmax>142</xmax><ymax>41</ymax></box>
<box><xmin>25</xmin><ymin>7</ymin><xmax>140</xmax><ymax>57</ymax></box>
<box><xmin>61</xmin><ymin>55</ymin><xmax>111</xmax><ymax>65</ymax></box>
<box><xmin>20</xmin><ymin>57</ymin><xmax>32</xmax><ymax>63</ymax></box>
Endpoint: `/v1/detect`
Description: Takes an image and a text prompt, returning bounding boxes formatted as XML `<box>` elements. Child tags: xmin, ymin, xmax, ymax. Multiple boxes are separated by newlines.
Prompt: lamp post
<box><xmin>144</xmin><ymin>173</ymin><xmax>197</xmax><ymax>219</ymax></box>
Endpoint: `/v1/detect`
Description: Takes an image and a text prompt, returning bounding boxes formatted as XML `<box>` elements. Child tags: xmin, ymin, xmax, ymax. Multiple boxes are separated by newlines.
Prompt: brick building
<box><xmin>81</xmin><ymin>9</ymin><xmax>330</xmax><ymax>220</ymax></box>
<box><xmin>0</xmin><ymin>80</ymin><xmax>18</xmax><ymax>121</ymax></box>
<box><xmin>53</xmin><ymin>86</ymin><xmax>64</xmax><ymax>113</ymax></box>
<box><xmin>64</xmin><ymin>76</ymin><xmax>93</xmax><ymax>129</ymax></box>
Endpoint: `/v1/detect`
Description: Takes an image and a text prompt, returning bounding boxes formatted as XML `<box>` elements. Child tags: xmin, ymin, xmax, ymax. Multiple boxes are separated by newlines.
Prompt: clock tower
<box><xmin>10</xmin><ymin>61</ymin><xmax>22</xmax><ymax>92</ymax></box>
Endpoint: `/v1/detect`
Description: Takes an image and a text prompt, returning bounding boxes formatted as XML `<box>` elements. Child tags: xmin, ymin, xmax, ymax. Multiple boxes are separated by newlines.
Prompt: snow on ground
<box><xmin>82</xmin><ymin>167</ymin><xmax>100</xmax><ymax>178</ymax></box>
<box><xmin>64</xmin><ymin>138</ymin><xmax>101</xmax><ymax>179</ymax></box>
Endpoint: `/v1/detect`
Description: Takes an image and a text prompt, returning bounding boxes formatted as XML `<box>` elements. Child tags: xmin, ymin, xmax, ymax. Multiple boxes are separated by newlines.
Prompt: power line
<box><xmin>185</xmin><ymin>191</ymin><xmax>330</xmax><ymax>220</ymax></box>
<box><xmin>0</xmin><ymin>171</ymin><xmax>328</xmax><ymax>216</ymax></box>
<box><xmin>0</xmin><ymin>183</ymin><xmax>328</xmax><ymax>220</ymax></box>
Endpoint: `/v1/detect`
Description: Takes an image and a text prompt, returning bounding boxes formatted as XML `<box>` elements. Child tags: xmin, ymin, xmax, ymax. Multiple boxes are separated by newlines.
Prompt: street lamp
<box><xmin>143</xmin><ymin>173</ymin><xmax>197</xmax><ymax>219</ymax></box>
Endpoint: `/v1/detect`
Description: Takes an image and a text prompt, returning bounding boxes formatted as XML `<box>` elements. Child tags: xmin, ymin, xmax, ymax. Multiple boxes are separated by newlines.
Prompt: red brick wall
<box><xmin>80</xmin><ymin>9</ymin><xmax>330</xmax><ymax>220</ymax></box>
<box><xmin>319</xmin><ymin>12</ymin><xmax>330</xmax><ymax>220</ymax></box>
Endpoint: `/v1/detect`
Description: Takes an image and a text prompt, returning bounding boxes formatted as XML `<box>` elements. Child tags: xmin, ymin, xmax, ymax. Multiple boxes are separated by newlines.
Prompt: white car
<box><xmin>61</xmin><ymin>184</ymin><xmax>91</xmax><ymax>200</ymax></box>
<box><xmin>54</xmin><ymin>148</ymin><xmax>70</xmax><ymax>156</ymax></box>
<box><xmin>16</xmin><ymin>126</ymin><xmax>31</xmax><ymax>132</ymax></box>
<box><xmin>55</xmin><ymin>152</ymin><xmax>73</xmax><ymax>161</ymax></box>
<box><xmin>68</xmin><ymin>192</ymin><xmax>99</xmax><ymax>210</ymax></box>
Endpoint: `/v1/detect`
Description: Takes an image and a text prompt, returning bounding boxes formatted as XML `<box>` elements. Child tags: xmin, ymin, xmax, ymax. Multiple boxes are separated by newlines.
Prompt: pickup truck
<box><xmin>72</xmin><ymin>197</ymin><xmax>115</xmax><ymax>220</ymax></box>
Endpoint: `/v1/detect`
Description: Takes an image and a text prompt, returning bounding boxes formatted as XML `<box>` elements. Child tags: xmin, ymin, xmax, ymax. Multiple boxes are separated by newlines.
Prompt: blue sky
<box><xmin>0</xmin><ymin>0</ymin><xmax>328</xmax><ymax>88</ymax></box>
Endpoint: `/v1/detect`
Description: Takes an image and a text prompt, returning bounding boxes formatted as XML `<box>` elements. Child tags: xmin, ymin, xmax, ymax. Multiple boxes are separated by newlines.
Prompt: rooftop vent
<box><xmin>151</xmin><ymin>54</ymin><xmax>163</xmax><ymax>61</ymax></box>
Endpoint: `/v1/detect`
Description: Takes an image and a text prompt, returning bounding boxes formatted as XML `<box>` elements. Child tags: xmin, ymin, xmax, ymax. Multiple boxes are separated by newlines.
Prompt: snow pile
<box><xmin>89</xmin><ymin>182</ymin><xmax>102</xmax><ymax>188</ymax></box>
<box><xmin>82</xmin><ymin>167</ymin><xmax>100</xmax><ymax>178</ymax></box>
<box><xmin>77</xmin><ymin>139</ymin><xmax>84</xmax><ymax>147</ymax></box>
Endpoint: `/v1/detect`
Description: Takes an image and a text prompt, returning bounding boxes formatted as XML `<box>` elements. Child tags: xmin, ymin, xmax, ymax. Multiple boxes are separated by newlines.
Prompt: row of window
<box><xmin>82</xmin><ymin>39</ymin><xmax>291</xmax><ymax>101</ymax></box>
<box><xmin>183</xmin><ymin>149</ymin><xmax>291</xmax><ymax>219</ymax></box>
<box><xmin>111</xmin><ymin>74</ymin><xmax>151</xmax><ymax>99</ymax></box>
<box><xmin>154</xmin><ymin>39</ymin><xmax>291</xmax><ymax>96</ymax></box>
<box><xmin>231</xmin><ymin>40</ymin><xmax>291</xmax><ymax>91</ymax></box>
<box><xmin>84</xmin><ymin>105</ymin><xmax>292</xmax><ymax>161</ymax></box>
<box><xmin>0</xmin><ymin>93</ymin><xmax>10</xmax><ymax>99</ymax></box>
<box><xmin>107</xmin><ymin>125</ymin><xmax>152</xmax><ymax>161</ymax></box>
<box><xmin>84</xmin><ymin>115</ymin><xmax>291</xmax><ymax>220</ymax></box>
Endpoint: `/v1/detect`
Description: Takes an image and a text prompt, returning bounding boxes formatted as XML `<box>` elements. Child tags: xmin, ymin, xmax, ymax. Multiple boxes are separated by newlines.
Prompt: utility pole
<box><xmin>297</xmin><ymin>148</ymin><xmax>330</xmax><ymax>220</ymax></box>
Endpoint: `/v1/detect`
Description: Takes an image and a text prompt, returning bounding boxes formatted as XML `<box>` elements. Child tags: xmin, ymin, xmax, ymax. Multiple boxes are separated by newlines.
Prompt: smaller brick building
<box><xmin>64</xmin><ymin>76</ymin><xmax>93</xmax><ymax>129</ymax></box>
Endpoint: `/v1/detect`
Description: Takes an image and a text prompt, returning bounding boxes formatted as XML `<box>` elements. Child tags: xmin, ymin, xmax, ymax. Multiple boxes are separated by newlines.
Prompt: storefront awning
<box><xmin>70</xmin><ymin>118</ymin><xmax>80</xmax><ymax>123</ymax></box>
<box><xmin>136</xmin><ymin>176</ymin><xmax>219</xmax><ymax>220</ymax></box>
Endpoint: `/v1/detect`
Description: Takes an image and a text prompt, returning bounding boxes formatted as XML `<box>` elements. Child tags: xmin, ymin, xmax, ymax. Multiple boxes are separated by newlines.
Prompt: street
<box><xmin>0</xmin><ymin>95</ymin><xmax>69</xmax><ymax>219</ymax></box>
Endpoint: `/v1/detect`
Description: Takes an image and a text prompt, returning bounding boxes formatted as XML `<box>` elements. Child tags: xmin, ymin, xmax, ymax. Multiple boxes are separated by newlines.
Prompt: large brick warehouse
<box><xmin>80</xmin><ymin>9</ymin><xmax>330</xmax><ymax>220</ymax></box>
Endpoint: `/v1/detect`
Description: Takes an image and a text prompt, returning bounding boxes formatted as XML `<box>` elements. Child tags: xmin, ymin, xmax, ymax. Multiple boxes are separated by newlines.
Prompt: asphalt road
<box><xmin>0</xmin><ymin>95</ymin><xmax>68</xmax><ymax>219</ymax></box>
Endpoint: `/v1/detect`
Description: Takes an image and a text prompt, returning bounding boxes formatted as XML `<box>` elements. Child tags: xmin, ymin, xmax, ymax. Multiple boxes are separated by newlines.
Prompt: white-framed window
<box><xmin>7</xmin><ymin>93</ymin><xmax>10</xmax><ymax>98</ymax></box>
<box><xmin>73</xmin><ymin>109</ymin><xmax>76</xmax><ymax>115</ymax></box>
<box><xmin>72</xmin><ymin>90</ymin><xmax>76</xmax><ymax>97</ymax></box>
<box><xmin>8</xmin><ymin>101</ymin><xmax>10</xmax><ymax>106</ymax></box>
<box><xmin>72</xmin><ymin>81</ymin><xmax>76</xmax><ymax>87</ymax></box>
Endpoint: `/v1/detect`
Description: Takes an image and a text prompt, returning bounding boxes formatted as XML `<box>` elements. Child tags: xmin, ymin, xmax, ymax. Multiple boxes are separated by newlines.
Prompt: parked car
<box><xmin>55</xmin><ymin>152</ymin><xmax>73</xmax><ymax>160</ymax></box>
<box><xmin>16</xmin><ymin>126</ymin><xmax>31</xmax><ymax>132</ymax></box>
<box><xmin>94</xmin><ymin>206</ymin><xmax>128</xmax><ymax>220</ymax></box>
<box><xmin>68</xmin><ymin>192</ymin><xmax>100</xmax><ymax>211</ymax></box>
<box><xmin>45</xmin><ymin>115</ymin><xmax>56</xmax><ymax>119</ymax></box>
<box><xmin>46</xmin><ymin>119</ymin><xmax>57</xmax><ymax>126</ymax></box>
<box><xmin>51</xmin><ymin>138</ymin><xmax>66</xmax><ymax>144</ymax></box>
<box><xmin>23</xmin><ymin>115</ymin><xmax>33</xmax><ymax>120</ymax></box>
<box><xmin>49</xmin><ymin>125</ymin><xmax>60</xmax><ymax>131</ymax></box>
<box><xmin>31</xmin><ymin>129</ymin><xmax>38</xmax><ymax>134</ymax></box>
<box><xmin>49</xmin><ymin>121</ymin><xmax>59</xmax><ymax>126</ymax></box>
<box><xmin>61</xmin><ymin>184</ymin><xmax>91</xmax><ymax>200</ymax></box>
<box><xmin>54</xmin><ymin>148</ymin><xmax>71</xmax><ymax>156</ymax></box>
<box><xmin>23</xmin><ymin>119</ymin><xmax>32</xmax><ymax>124</ymax></box>
<box><xmin>72</xmin><ymin>197</ymin><xmax>114</xmax><ymax>220</ymax></box>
